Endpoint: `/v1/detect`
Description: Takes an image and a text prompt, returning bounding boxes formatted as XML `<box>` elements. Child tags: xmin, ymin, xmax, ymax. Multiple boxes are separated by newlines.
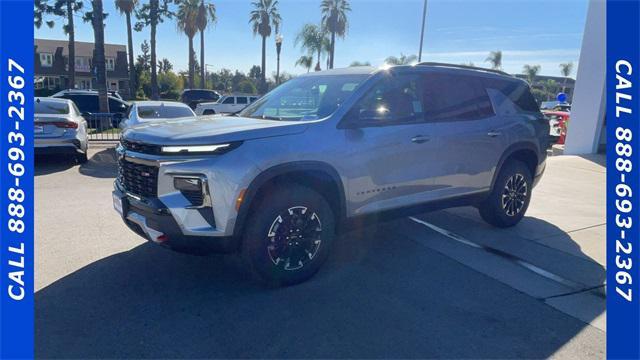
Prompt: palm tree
<box><xmin>249</xmin><ymin>0</ymin><xmax>281</xmax><ymax>93</ymax></box>
<box><xmin>385</xmin><ymin>53</ymin><xmax>418</xmax><ymax>65</ymax></box>
<box><xmin>50</xmin><ymin>0</ymin><xmax>84</xmax><ymax>90</ymax></box>
<box><xmin>295</xmin><ymin>55</ymin><xmax>314</xmax><ymax>73</ymax></box>
<box><xmin>321</xmin><ymin>0</ymin><xmax>350</xmax><ymax>69</ymax></box>
<box><xmin>115</xmin><ymin>0</ymin><xmax>138</xmax><ymax>98</ymax></box>
<box><xmin>34</xmin><ymin>0</ymin><xmax>55</xmax><ymax>30</ymax></box>
<box><xmin>542</xmin><ymin>79</ymin><xmax>558</xmax><ymax>100</ymax></box>
<box><xmin>522</xmin><ymin>64</ymin><xmax>541</xmax><ymax>85</ymax></box>
<box><xmin>176</xmin><ymin>0</ymin><xmax>199</xmax><ymax>89</ymax></box>
<box><xmin>89</xmin><ymin>0</ymin><xmax>108</xmax><ymax>112</ymax></box>
<box><xmin>135</xmin><ymin>0</ymin><xmax>173</xmax><ymax>99</ymax></box>
<box><xmin>295</xmin><ymin>23</ymin><xmax>327</xmax><ymax>72</ymax></box>
<box><xmin>559</xmin><ymin>62</ymin><xmax>574</xmax><ymax>92</ymax></box>
<box><xmin>485</xmin><ymin>50</ymin><xmax>502</xmax><ymax>70</ymax></box>
<box><xmin>196</xmin><ymin>0</ymin><xmax>216</xmax><ymax>88</ymax></box>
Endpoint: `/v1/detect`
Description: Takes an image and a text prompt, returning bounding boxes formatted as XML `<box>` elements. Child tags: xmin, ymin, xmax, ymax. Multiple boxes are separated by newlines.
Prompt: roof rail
<box><xmin>417</xmin><ymin>62</ymin><xmax>511</xmax><ymax>77</ymax></box>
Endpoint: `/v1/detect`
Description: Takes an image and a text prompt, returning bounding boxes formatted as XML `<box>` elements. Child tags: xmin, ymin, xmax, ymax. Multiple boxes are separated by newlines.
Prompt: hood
<box><xmin>122</xmin><ymin>115</ymin><xmax>309</xmax><ymax>145</ymax></box>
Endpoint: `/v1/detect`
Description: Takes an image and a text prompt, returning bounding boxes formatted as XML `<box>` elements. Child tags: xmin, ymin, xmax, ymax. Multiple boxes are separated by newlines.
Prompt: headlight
<box><xmin>161</xmin><ymin>142</ymin><xmax>241</xmax><ymax>154</ymax></box>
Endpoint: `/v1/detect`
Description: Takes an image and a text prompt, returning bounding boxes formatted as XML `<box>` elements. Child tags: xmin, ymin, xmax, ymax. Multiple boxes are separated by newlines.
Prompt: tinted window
<box><xmin>422</xmin><ymin>73</ymin><xmax>494</xmax><ymax>121</ymax></box>
<box><xmin>64</xmin><ymin>95</ymin><xmax>98</xmax><ymax>113</ymax></box>
<box><xmin>137</xmin><ymin>105</ymin><xmax>195</xmax><ymax>119</ymax></box>
<box><xmin>35</xmin><ymin>100</ymin><xmax>69</xmax><ymax>115</ymax></box>
<box><xmin>184</xmin><ymin>90</ymin><xmax>219</xmax><ymax>101</ymax></box>
<box><xmin>109</xmin><ymin>97</ymin><xmax>129</xmax><ymax>114</ymax></box>
<box><xmin>236</xmin><ymin>97</ymin><xmax>248</xmax><ymax>104</ymax></box>
<box><xmin>351</xmin><ymin>73</ymin><xmax>425</xmax><ymax>125</ymax></box>
<box><xmin>482</xmin><ymin>78</ymin><xmax>539</xmax><ymax>113</ymax></box>
<box><xmin>222</xmin><ymin>97</ymin><xmax>235</xmax><ymax>104</ymax></box>
<box><xmin>250</xmin><ymin>97</ymin><xmax>258</xmax><ymax>103</ymax></box>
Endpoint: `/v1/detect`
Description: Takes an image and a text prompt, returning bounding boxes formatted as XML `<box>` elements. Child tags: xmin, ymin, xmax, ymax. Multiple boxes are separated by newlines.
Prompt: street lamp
<box><xmin>275</xmin><ymin>34</ymin><xmax>283</xmax><ymax>85</ymax></box>
<box><xmin>204</xmin><ymin>64</ymin><xmax>215</xmax><ymax>90</ymax></box>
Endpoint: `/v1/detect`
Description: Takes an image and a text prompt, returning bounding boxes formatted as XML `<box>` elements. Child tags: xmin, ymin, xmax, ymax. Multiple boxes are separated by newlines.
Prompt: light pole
<box><xmin>275</xmin><ymin>34</ymin><xmax>283</xmax><ymax>85</ymax></box>
<box><xmin>418</xmin><ymin>0</ymin><xmax>428</xmax><ymax>62</ymax></box>
<box><xmin>205</xmin><ymin>64</ymin><xmax>215</xmax><ymax>89</ymax></box>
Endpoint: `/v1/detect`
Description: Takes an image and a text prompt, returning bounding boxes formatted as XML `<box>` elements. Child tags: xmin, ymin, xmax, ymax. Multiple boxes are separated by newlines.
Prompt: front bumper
<box><xmin>113</xmin><ymin>182</ymin><xmax>239</xmax><ymax>254</ymax></box>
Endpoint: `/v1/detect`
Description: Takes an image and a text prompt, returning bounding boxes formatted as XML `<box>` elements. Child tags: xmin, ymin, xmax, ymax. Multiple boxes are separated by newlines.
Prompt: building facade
<box><xmin>34</xmin><ymin>38</ymin><xmax>131</xmax><ymax>98</ymax></box>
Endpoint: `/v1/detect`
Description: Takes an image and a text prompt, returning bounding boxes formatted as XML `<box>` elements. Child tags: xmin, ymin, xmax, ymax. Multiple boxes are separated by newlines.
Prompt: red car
<box><xmin>543</xmin><ymin>110</ymin><xmax>570</xmax><ymax>144</ymax></box>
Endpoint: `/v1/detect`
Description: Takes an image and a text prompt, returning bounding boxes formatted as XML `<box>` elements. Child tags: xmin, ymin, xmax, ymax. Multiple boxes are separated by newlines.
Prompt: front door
<box><xmin>339</xmin><ymin>72</ymin><xmax>441</xmax><ymax>216</ymax></box>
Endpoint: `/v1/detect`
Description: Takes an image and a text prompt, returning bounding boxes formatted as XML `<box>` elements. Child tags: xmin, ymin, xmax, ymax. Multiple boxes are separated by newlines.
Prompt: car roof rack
<box><xmin>417</xmin><ymin>62</ymin><xmax>511</xmax><ymax>77</ymax></box>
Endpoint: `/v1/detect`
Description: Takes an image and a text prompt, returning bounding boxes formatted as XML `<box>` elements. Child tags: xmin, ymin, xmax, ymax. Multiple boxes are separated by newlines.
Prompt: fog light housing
<box><xmin>174</xmin><ymin>177</ymin><xmax>202</xmax><ymax>192</ymax></box>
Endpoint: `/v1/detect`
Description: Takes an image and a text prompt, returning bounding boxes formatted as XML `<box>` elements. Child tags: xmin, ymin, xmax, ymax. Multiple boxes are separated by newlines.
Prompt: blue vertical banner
<box><xmin>0</xmin><ymin>0</ymin><xmax>35</xmax><ymax>358</ymax></box>
<box><xmin>607</xmin><ymin>0</ymin><xmax>640</xmax><ymax>359</ymax></box>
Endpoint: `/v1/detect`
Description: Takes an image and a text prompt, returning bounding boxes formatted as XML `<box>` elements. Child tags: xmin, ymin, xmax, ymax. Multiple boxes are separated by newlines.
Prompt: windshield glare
<box><xmin>239</xmin><ymin>74</ymin><xmax>368</xmax><ymax>121</ymax></box>
<box><xmin>137</xmin><ymin>105</ymin><xmax>195</xmax><ymax>119</ymax></box>
<box><xmin>35</xmin><ymin>101</ymin><xmax>70</xmax><ymax>115</ymax></box>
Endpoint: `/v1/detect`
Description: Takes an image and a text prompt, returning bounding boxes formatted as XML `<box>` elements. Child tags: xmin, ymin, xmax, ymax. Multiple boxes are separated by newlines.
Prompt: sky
<box><xmin>35</xmin><ymin>0</ymin><xmax>589</xmax><ymax>78</ymax></box>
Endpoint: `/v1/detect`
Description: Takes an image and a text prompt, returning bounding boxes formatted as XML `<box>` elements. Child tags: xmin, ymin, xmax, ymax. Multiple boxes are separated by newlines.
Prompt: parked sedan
<box><xmin>35</xmin><ymin>97</ymin><xmax>89</xmax><ymax>163</ymax></box>
<box><xmin>119</xmin><ymin>101</ymin><xmax>196</xmax><ymax>129</ymax></box>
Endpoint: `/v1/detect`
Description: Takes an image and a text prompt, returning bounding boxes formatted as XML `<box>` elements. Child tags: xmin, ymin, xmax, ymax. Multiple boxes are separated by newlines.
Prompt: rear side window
<box><xmin>482</xmin><ymin>78</ymin><xmax>539</xmax><ymax>114</ymax></box>
<box><xmin>422</xmin><ymin>73</ymin><xmax>494</xmax><ymax>121</ymax></box>
<box><xmin>236</xmin><ymin>97</ymin><xmax>248</xmax><ymax>104</ymax></box>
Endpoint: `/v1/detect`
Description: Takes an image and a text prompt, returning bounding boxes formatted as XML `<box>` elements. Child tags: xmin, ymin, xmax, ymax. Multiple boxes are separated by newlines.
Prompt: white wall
<box><xmin>564</xmin><ymin>0</ymin><xmax>606</xmax><ymax>155</ymax></box>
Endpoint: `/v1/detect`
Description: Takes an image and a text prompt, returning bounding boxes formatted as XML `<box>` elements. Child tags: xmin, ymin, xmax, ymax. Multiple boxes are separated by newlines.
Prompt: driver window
<box><xmin>351</xmin><ymin>74</ymin><xmax>425</xmax><ymax>125</ymax></box>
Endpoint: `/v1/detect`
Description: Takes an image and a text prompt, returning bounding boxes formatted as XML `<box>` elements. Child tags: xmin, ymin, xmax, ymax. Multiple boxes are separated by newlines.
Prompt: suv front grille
<box><xmin>118</xmin><ymin>159</ymin><xmax>158</xmax><ymax>198</ymax></box>
<box><xmin>121</xmin><ymin>139</ymin><xmax>162</xmax><ymax>155</ymax></box>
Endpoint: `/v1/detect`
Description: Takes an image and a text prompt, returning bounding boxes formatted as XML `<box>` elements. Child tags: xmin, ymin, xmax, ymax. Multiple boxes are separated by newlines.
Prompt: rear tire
<box><xmin>478</xmin><ymin>160</ymin><xmax>532</xmax><ymax>228</ymax></box>
<box><xmin>242</xmin><ymin>184</ymin><xmax>335</xmax><ymax>286</ymax></box>
<box><xmin>76</xmin><ymin>151</ymin><xmax>88</xmax><ymax>164</ymax></box>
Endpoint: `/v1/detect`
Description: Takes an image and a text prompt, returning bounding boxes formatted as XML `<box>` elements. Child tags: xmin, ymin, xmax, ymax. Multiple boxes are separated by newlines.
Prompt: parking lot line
<box><xmin>408</xmin><ymin>216</ymin><xmax>595</xmax><ymax>294</ymax></box>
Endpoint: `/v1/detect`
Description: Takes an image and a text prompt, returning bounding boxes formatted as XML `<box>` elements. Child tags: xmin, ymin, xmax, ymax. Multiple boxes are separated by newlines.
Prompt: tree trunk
<box><xmin>67</xmin><ymin>0</ymin><xmax>75</xmax><ymax>89</ymax></box>
<box><xmin>150</xmin><ymin>0</ymin><xmax>159</xmax><ymax>100</ymax></box>
<box><xmin>91</xmin><ymin>0</ymin><xmax>109</xmax><ymax>113</ymax></box>
<box><xmin>329</xmin><ymin>31</ymin><xmax>335</xmax><ymax>69</ymax></box>
<box><xmin>315</xmin><ymin>50</ymin><xmax>321</xmax><ymax>71</ymax></box>
<box><xmin>261</xmin><ymin>35</ymin><xmax>266</xmax><ymax>93</ymax></box>
<box><xmin>188</xmin><ymin>36</ymin><xmax>195</xmax><ymax>89</ymax></box>
<box><xmin>200</xmin><ymin>30</ymin><xmax>205</xmax><ymax>89</ymax></box>
<box><xmin>126</xmin><ymin>11</ymin><xmax>136</xmax><ymax>99</ymax></box>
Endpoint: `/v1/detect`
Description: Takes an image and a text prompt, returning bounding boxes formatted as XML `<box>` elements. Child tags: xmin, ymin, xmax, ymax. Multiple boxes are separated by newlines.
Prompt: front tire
<box><xmin>242</xmin><ymin>184</ymin><xmax>335</xmax><ymax>286</ymax></box>
<box><xmin>478</xmin><ymin>160</ymin><xmax>532</xmax><ymax>228</ymax></box>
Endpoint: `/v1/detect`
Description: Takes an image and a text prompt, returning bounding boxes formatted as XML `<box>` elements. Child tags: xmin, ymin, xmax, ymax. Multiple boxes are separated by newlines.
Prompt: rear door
<box><xmin>424</xmin><ymin>72</ymin><xmax>501</xmax><ymax>196</ymax></box>
<box><xmin>235</xmin><ymin>96</ymin><xmax>249</xmax><ymax>112</ymax></box>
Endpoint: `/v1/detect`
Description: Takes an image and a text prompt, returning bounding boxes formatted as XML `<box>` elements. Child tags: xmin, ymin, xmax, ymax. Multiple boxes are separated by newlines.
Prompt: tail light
<box><xmin>36</xmin><ymin>121</ymin><xmax>78</xmax><ymax>129</ymax></box>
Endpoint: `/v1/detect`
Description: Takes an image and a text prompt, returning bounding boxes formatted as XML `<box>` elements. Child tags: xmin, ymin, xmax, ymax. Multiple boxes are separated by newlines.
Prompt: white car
<box><xmin>195</xmin><ymin>95</ymin><xmax>259</xmax><ymax>115</ymax></box>
<box><xmin>35</xmin><ymin>97</ymin><xmax>89</xmax><ymax>163</ymax></box>
<box><xmin>119</xmin><ymin>101</ymin><xmax>196</xmax><ymax>129</ymax></box>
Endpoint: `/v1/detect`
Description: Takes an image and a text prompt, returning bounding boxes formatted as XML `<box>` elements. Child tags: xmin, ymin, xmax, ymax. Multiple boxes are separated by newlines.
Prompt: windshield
<box><xmin>239</xmin><ymin>74</ymin><xmax>368</xmax><ymax>121</ymax></box>
<box><xmin>35</xmin><ymin>100</ymin><xmax>70</xmax><ymax>115</ymax></box>
<box><xmin>137</xmin><ymin>105</ymin><xmax>195</xmax><ymax>119</ymax></box>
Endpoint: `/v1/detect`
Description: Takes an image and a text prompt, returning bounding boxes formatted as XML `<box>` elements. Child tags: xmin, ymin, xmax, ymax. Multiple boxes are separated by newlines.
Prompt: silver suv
<box><xmin>113</xmin><ymin>64</ymin><xmax>549</xmax><ymax>286</ymax></box>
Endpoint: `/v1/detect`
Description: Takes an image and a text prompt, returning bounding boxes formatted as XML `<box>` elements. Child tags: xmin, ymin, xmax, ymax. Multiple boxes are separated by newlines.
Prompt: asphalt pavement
<box><xmin>34</xmin><ymin>146</ymin><xmax>606</xmax><ymax>359</ymax></box>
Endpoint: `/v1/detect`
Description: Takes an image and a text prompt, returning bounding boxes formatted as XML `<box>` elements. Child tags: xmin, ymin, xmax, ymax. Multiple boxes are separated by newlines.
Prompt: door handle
<box><xmin>487</xmin><ymin>130</ymin><xmax>502</xmax><ymax>137</ymax></box>
<box><xmin>411</xmin><ymin>135</ymin><xmax>430</xmax><ymax>144</ymax></box>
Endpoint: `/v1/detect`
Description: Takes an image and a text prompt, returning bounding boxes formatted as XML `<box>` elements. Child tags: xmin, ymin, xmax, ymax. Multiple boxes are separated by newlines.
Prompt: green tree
<box><xmin>321</xmin><ymin>0</ymin><xmax>350</xmax><ymax>69</ymax></box>
<box><xmin>89</xmin><ymin>0</ymin><xmax>109</xmax><ymax>112</ymax></box>
<box><xmin>522</xmin><ymin>64</ymin><xmax>541</xmax><ymax>85</ymax></box>
<box><xmin>115</xmin><ymin>0</ymin><xmax>138</xmax><ymax>98</ymax></box>
<box><xmin>559</xmin><ymin>62</ymin><xmax>574</xmax><ymax>92</ymax></box>
<box><xmin>349</xmin><ymin>60</ymin><xmax>370</xmax><ymax>67</ymax></box>
<box><xmin>158</xmin><ymin>70</ymin><xmax>182</xmax><ymax>99</ymax></box>
<box><xmin>49</xmin><ymin>0</ymin><xmax>84</xmax><ymax>89</ymax></box>
<box><xmin>385</xmin><ymin>53</ymin><xmax>417</xmax><ymax>65</ymax></box>
<box><xmin>135</xmin><ymin>0</ymin><xmax>174</xmax><ymax>99</ymax></box>
<box><xmin>296</xmin><ymin>55</ymin><xmax>314</xmax><ymax>72</ymax></box>
<box><xmin>34</xmin><ymin>0</ymin><xmax>55</xmax><ymax>29</ymax></box>
<box><xmin>485</xmin><ymin>50</ymin><xmax>502</xmax><ymax>70</ymax></box>
<box><xmin>249</xmin><ymin>0</ymin><xmax>281</xmax><ymax>93</ymax></box>
<box><xmin>158</xmin><ymin>58</ymin><xmax>173</xmax><ymax>73</ymax></box>
<box><xmin>196</xmin><ymin>0</ymin><xmax>216</xmax><ymax>88</ymax></box>
<box><xmin>176</xmin><ymin>0</ymin><xmax>199</xmax><ymax>89</ymax></box>
<box><xmin>295</xmin><ymin>23</ymin><xmax>327</xmax><ymax>71</ymax></box>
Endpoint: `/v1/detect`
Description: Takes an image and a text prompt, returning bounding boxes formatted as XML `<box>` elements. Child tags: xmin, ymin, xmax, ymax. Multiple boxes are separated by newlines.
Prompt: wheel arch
<box><xmin>233</xmin><ymin>161</ymin><xmax>346</xmax><ymax>239</ymax></box>
<box><xmin>491</xmin><ymin>142</ymin><xmax>540</xmax><ymax>191</ymax></box>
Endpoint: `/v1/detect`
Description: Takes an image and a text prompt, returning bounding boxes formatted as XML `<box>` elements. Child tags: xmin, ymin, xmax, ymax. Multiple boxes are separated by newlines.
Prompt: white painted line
<box><xmin>408</xmin><ymin>216</ymin><xmax>587</xmax><ymax>291</ymax></box>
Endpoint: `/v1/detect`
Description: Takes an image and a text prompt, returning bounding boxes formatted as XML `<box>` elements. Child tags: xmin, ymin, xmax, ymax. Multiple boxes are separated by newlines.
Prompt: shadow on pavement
<box><xmin>79</xmin><ymin>147</ymin><xmax>117</xmax><ymax>178</ymax></box>
<box><xmin>34</xmin><ymin>154</ymin><xmax>77</xmax><ymax>176</ymax></box>
<box><xmin>36</xmin><ymin>219</ymin><xmax>605</xmax><ymax>358</ymax></box>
